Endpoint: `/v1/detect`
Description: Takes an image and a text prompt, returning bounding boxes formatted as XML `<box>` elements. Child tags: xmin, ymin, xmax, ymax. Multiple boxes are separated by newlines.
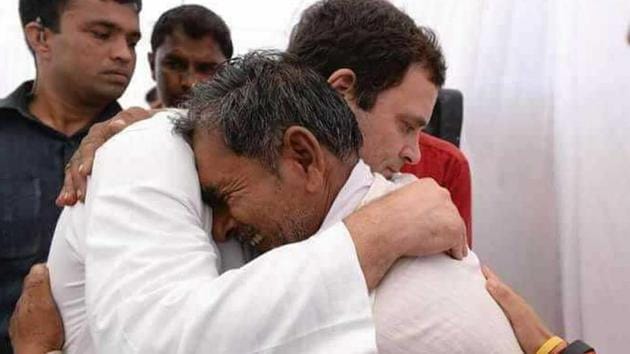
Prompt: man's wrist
<box><xmin>344</xmin><ymin>211</ymin><xmax>399</xmax><ymax>290</ymax></box>
<box><xmin>536</xmin><ymin>336</ymin><xmax>566</xmax><ymax>354</ymax></box>
<box><xmin>551</xmin><ymin>341</ymin><xmax>568</xmax><ymax>354</ymax></box>
<box><xmin>12</xmin><ymin>345</ymin><xmax>61</xmax><ymax>354</ymax></box>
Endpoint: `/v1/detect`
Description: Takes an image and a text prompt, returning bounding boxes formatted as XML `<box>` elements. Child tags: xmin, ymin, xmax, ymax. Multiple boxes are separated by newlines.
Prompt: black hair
<box><xmin>150</xmin><ymin>5</ymin><xmax>233</xmax><ymax>58</ymax></box>
<box><xmin>175</xmin><ymin>51</ymin><xmax>362</xmax><ymax>170</ymax></box>
<box><xmin>19</xmin><ymin>0</ymin><xmax>142</xmax><ymax>31</ymax></box>
<box><xmin>288</xmin><ymin>0</ymin><xmax>446</xmax><ymax>111</ymax></box>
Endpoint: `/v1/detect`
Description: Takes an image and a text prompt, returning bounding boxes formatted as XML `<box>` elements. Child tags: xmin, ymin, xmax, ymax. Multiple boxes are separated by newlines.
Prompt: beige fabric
<box><xmin>363</xmin><ymin>173</ymin><xmax>523</xmax><ymax>354</ymax></box>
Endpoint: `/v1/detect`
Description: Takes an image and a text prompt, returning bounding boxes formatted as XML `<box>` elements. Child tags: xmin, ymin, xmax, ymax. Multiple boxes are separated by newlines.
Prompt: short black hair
<box><xmin>19</xmin><ymin>0</ymin><xmax>142</xmax><ymax>31</ymax></box>
<box><xmin>288</xmin><ymin>0</ymin><xmax>446</xmax><ymax>111</ymax></box>
<box><xmin>176</xmin><ymin>51</ymin><xmax>362</xmax><ymax>170</ymax></box>
<box><xmin>150</xmin><ymin>5</ymin><xmax>233</xmax><ymax>59</ymax></box>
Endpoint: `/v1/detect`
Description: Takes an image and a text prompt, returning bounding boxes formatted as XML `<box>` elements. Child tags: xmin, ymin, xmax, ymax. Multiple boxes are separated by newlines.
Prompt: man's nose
<box><xmin>212</xmin><ymin>207</ymin><xmax>237</xmax><ymax>242</ymax></box>
<box><xmin>181</xmin><ymin>69</ymin><xmax>206</xmax><ymax>92</ymax></box>
<box><xmin>401</xmin><ymin>135</ymin><xmax>422</xmax><ymax>165</ymax></box>
<box><xmin>111</xmin><ymin>36</ymin><xmax>133</xmax><ymax>65</ymax></box>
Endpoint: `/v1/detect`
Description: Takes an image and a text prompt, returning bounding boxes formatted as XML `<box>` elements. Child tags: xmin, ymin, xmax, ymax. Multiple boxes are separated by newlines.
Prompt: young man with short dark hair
<box><xmin>54</xmin><ymin>4</ymin><xmax>234</xmax><ymax>207</ymax></box>
<box><xmin>287</xmin><ymin>0</ymin><xmax>473</xmax><ymax>245</ymax></box>
<box><xmin>0</xmin><ymin>1</ymin><xmax>141</xmax><ymax>351</ymax></box>
<box><xmin>148</xmin><ymin>4</ymin><xmax>232</xmax><ymax>108</ymax></box>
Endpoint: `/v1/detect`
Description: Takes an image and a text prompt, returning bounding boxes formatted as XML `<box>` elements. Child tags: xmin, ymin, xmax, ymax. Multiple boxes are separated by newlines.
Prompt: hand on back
<box><xmin>56</xmin><ymin>107</ymin><xmax>159</xmax><ymax>206</ymax></box>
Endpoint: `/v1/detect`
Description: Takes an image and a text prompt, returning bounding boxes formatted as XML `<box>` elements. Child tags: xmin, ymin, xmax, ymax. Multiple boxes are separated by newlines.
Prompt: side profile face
<box><xmin>47</xmin><ymin>0</ymin><xmax>140</xmax><ymax>103</ymax></box>
<box><xmin>149</xmin><ymin>31</ymin><xmax>227</xmax><ymax>107</ymax></box>
<box><xmin>348</xmin><ymin>64</ymin><xmax>439</xmax><ymax>179</ymax></box>
<box><xmin>192</xmin><ymin>129</ymin><xmax>326</xmax><ymax>253</ymax></box>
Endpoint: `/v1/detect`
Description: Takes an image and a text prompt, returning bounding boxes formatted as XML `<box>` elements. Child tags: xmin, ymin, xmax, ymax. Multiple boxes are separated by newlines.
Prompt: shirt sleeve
<box><xmin>443</xmin><ymin>156</ymin><xmax>472</xmax><ymax>247</ymax></box>
<box><xmin>83</xmin><ymin>115</ymin><xmax>375</xmax><ymax>354</ymax></box>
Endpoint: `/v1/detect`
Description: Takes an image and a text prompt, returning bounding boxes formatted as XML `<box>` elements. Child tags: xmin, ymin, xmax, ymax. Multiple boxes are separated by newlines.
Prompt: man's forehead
<box><xmin>64</xmin><ymin>0</ymin><xmax>137</xmax><ymax>11</ymax></box>
<box><xmin>62</xmin><ymin>0</ymin><xmax>140</xmax><ymax>26</ymax></box>
<box><xmin>193</xmin><ymin>128</ymin><xmax>269</xmax><ymax>182</ymax></box>
<box><xmin>193</xmin><ymin>128</ymin><xmax>236</xmax><ymax>165</ymax></box>
<box><xmin>158</xmin><ymin>30</ymin><xmax>226</xmax><ymax>61</ymax></box>
<box><xmin>194</xmin><ymin>130</ymin><xmax>227</xmax><ymax>188</ymax></box>
<box><xmin>397</xmin><ymin>112</ymin><xmax>429</xmax><ymax>127</ymax></box>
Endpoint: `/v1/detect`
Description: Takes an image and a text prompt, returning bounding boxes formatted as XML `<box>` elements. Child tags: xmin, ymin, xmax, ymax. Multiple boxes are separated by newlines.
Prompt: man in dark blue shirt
<box><xmin>0</xmin><ymin>1</ymin><xmax>142</xmax><ymax>352</ymax></box>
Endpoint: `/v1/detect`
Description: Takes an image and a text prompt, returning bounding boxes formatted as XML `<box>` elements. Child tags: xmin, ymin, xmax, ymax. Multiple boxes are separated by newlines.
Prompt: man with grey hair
<box><xmin>180</xmin><ymin>51</ymin><xmax>521</xmax><ymax>353</ymax></box>
<box><xmin>39</xmin><ymin>47</ymin><xmax>466</xmax><ymax>353</ymax></box>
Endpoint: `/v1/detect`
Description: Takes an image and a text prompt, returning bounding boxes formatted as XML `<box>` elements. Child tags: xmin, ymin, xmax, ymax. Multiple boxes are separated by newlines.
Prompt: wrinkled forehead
<box><xmin>192</xmin><ymin>128</ymin><xmax>243</xmax><ymax>177</ymax></box>
<box><xmin>192</xmin><ymin>127</ymin><xmax>228</xmax><ymax>157</ymax></box>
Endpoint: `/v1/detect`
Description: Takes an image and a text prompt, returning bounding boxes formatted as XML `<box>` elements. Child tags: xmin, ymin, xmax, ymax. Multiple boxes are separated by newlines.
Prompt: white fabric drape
<box><xmin>1</xmin><ymin>0</ymin><xmax>629</xmax><ymax>351</ymax></box>
<box><xmin>399</xmin><ymin>0</ymin><xmax>630</xmax><ymax>351</ymax></box>
<box><xmin>400</xmin><ymin>0</ymin><xmax>564</xmax><ymax>337</ymax></box>
<box><xmin>551</xmin><ymin>1</ymin><xmax>630</xmax><ymax>349</ymax></box>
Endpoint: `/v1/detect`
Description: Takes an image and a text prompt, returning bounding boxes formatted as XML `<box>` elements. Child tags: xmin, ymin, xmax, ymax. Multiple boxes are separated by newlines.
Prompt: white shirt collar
<box><xmin>319</xmin><ymin>159</ymin><xmax>374</xmax><ymax>232</ymax></box>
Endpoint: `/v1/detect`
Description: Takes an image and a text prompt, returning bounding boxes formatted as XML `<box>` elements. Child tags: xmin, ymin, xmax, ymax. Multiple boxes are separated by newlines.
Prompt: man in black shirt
<box><xmin>0</xmin><ymin>1</ymin><xmax>142</xmax><ymax>352</ymax></box>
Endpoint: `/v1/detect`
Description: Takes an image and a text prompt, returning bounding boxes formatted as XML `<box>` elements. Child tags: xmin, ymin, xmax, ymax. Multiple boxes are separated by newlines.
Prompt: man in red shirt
<box><xmin>288</xmin><ymin>0</ymin><xmax>474</xmax><ymax>247</ymax></box>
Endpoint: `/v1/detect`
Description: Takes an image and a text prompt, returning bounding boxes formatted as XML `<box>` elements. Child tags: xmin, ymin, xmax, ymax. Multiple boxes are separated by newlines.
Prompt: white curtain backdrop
<box><xmin>401</xmin><ymin>0</ymin><xmax>565</xmax><ymax>338</ymax></box>
<box><xmin>1</xmin><ymin>0</ymin><xmax>629</xmax><ymax>351</ymax></box>
<box><xmin>551</xmin><ymin>0</ymin><xmax>630</xmax><ymax>348</ymax></box>
<box><xmin>403</xmin><ymin>1</ymin><xmax>630</xmax><ymax>351</ymax></box>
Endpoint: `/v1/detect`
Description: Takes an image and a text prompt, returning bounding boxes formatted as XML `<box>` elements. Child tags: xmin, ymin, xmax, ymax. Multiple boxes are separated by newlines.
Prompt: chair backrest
<box><xmin>424</xmin><ymin>89</ymin><xmax>463</xmax><ymax>147</ymax></box>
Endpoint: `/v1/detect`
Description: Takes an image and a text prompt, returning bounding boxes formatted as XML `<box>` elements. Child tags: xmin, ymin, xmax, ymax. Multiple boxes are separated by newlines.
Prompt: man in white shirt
<box><xmin>9</xmin><ymin>4</ymin><xmax>465</xmax><ymax>354</ymax></box>
<box><xmin>44</xmin><ymin>49</ymin><xmax>466</xmax><ymax>354</ymax></box>
<box><xmin>183</xmin><ymin>52</ymin><xmax>521</xmax><ymax>353</ymax></box>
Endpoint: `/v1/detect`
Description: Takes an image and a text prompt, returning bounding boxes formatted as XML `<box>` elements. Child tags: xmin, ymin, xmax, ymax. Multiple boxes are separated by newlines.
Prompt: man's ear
<box><xmin>328</xmin><ymin>68</ymin><xmax>357</xmax><ymax>101</ymax></box>
<box><xmin>281</xmin><ymin>126</ymin><xmax>325</xmax><ymax>193</ymax></box>
<box><xmin>24</xmin><ymin>22</ymin><xmax>51</xmax><ymax>60</ymax></box>
<box><xmin>148</xmin><ymin>52</ymin><xmax>156</xmax><ymax>81</ymax></box>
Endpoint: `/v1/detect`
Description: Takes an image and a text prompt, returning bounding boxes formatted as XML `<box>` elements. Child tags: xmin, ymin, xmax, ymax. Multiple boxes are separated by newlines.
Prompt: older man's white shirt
<box><xmin>319</xmin><ymin>162</ymin><xmax>522</xmax><ymax>353</ymax></box>
<box><xmin>48</xmin><ymin>111</ymin><xmax>376</xmax><ymax>354</ymax></box>
<box><xmin>50</xmin><ymin>110</ymin><xmax>522</xmax><ymax>354</ymax></box>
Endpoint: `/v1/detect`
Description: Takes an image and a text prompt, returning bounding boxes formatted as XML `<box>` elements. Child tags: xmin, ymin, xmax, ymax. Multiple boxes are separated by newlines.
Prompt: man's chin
<box><xmin>249</xmin><ymin>233</ymin><xmax>297</xmax><ymax>254</ymax></box>
<box><xmin>251</xmin><ymin>235</ymin><xmax>276</xmax><ymax>254</ymax></box>
<box><xmin>87</xmin><ymin>84</ymin><xmax>126</xmax><ymax>104</ymax></box>
<box><xmin>380</xmin><ymin>167</ymin><xmax>396</xmax><ymax>180</ymax></box>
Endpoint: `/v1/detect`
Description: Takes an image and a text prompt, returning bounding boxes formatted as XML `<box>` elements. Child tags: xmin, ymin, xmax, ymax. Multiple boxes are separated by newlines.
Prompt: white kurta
<box><xmin>48</xmin><ymin>111</ymin><xmax>377</xmax><ymax>354</ymax></box>
<box><xmin>323</xmin><ymin>165</ymin><xmax>522</xmax><ymax>353</ymax></box>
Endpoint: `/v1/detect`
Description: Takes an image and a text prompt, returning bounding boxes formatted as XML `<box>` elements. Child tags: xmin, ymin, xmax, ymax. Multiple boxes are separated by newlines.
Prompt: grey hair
<box><xmin>175</xmin><ymin>50</ymin><xmax>363</xmax><ymax>170</ymax></box>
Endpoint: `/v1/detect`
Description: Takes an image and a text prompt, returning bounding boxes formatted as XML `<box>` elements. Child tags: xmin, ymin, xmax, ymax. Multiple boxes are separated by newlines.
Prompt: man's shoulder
<box><xmin>375</xmin><ymin>172</ymin><xmax>418</xmax><ymax>193</ymax></box>
<box><xmin>0</xmin><ymin>81</ymin><xmax>34</xmax><ymax>120</ymax></box>
<box><xmin>403</xmin><ymin>133</ymin><xmax>471</xmax><ymax>182</ymax></box>
<box><xmin>94</xmin><ymin>109</ymin><xmax>196</xmax><ymax>181</ymax></box>
<box><xmin>419</xmin><ymin>132</ymin><xmax>469</xmax><ymax>165</ymax></box>
<box><xmin>358</xmin><ymin>173</ymin><xmax>417</xmax><ymax>208</ymax></box>
<box><xmin>0</xmin><ymin>81</ymin><xmax>32</xmax><ymax>107</ymax></box>
<box><xmin>103</xmin><ymin>109</ymin><xmax>189</xmax><ymax>150</ymax></box>
<box><xmin>374</xmin><ymin>250</ymin><xmax>522</xmax><ymax>353</ymax></box>
<box><xmin>117</xmin><ymin>109</ymin><xmax>185</xmax><ymax>135</ymax></box>
<box><xmin>0</xmin><ymin>95</ymin><xmax>11</xmax><ymax>109</ymax></box>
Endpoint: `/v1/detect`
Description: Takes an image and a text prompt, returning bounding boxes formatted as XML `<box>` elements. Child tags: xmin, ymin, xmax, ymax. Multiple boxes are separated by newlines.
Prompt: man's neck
<box><xmin>29</xmin><ymin>77</ymin><xmax>110</xmax><ymax>136</ymax></box>
<box><xmin>322</xmin><ymin>163</ymin><xmax>354</xmax><ymax>217</ymax></box>
<box><xmin>317</xmin><ymin>157</ymin><xmax>370</xmax><ymax>231</ymax></box>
